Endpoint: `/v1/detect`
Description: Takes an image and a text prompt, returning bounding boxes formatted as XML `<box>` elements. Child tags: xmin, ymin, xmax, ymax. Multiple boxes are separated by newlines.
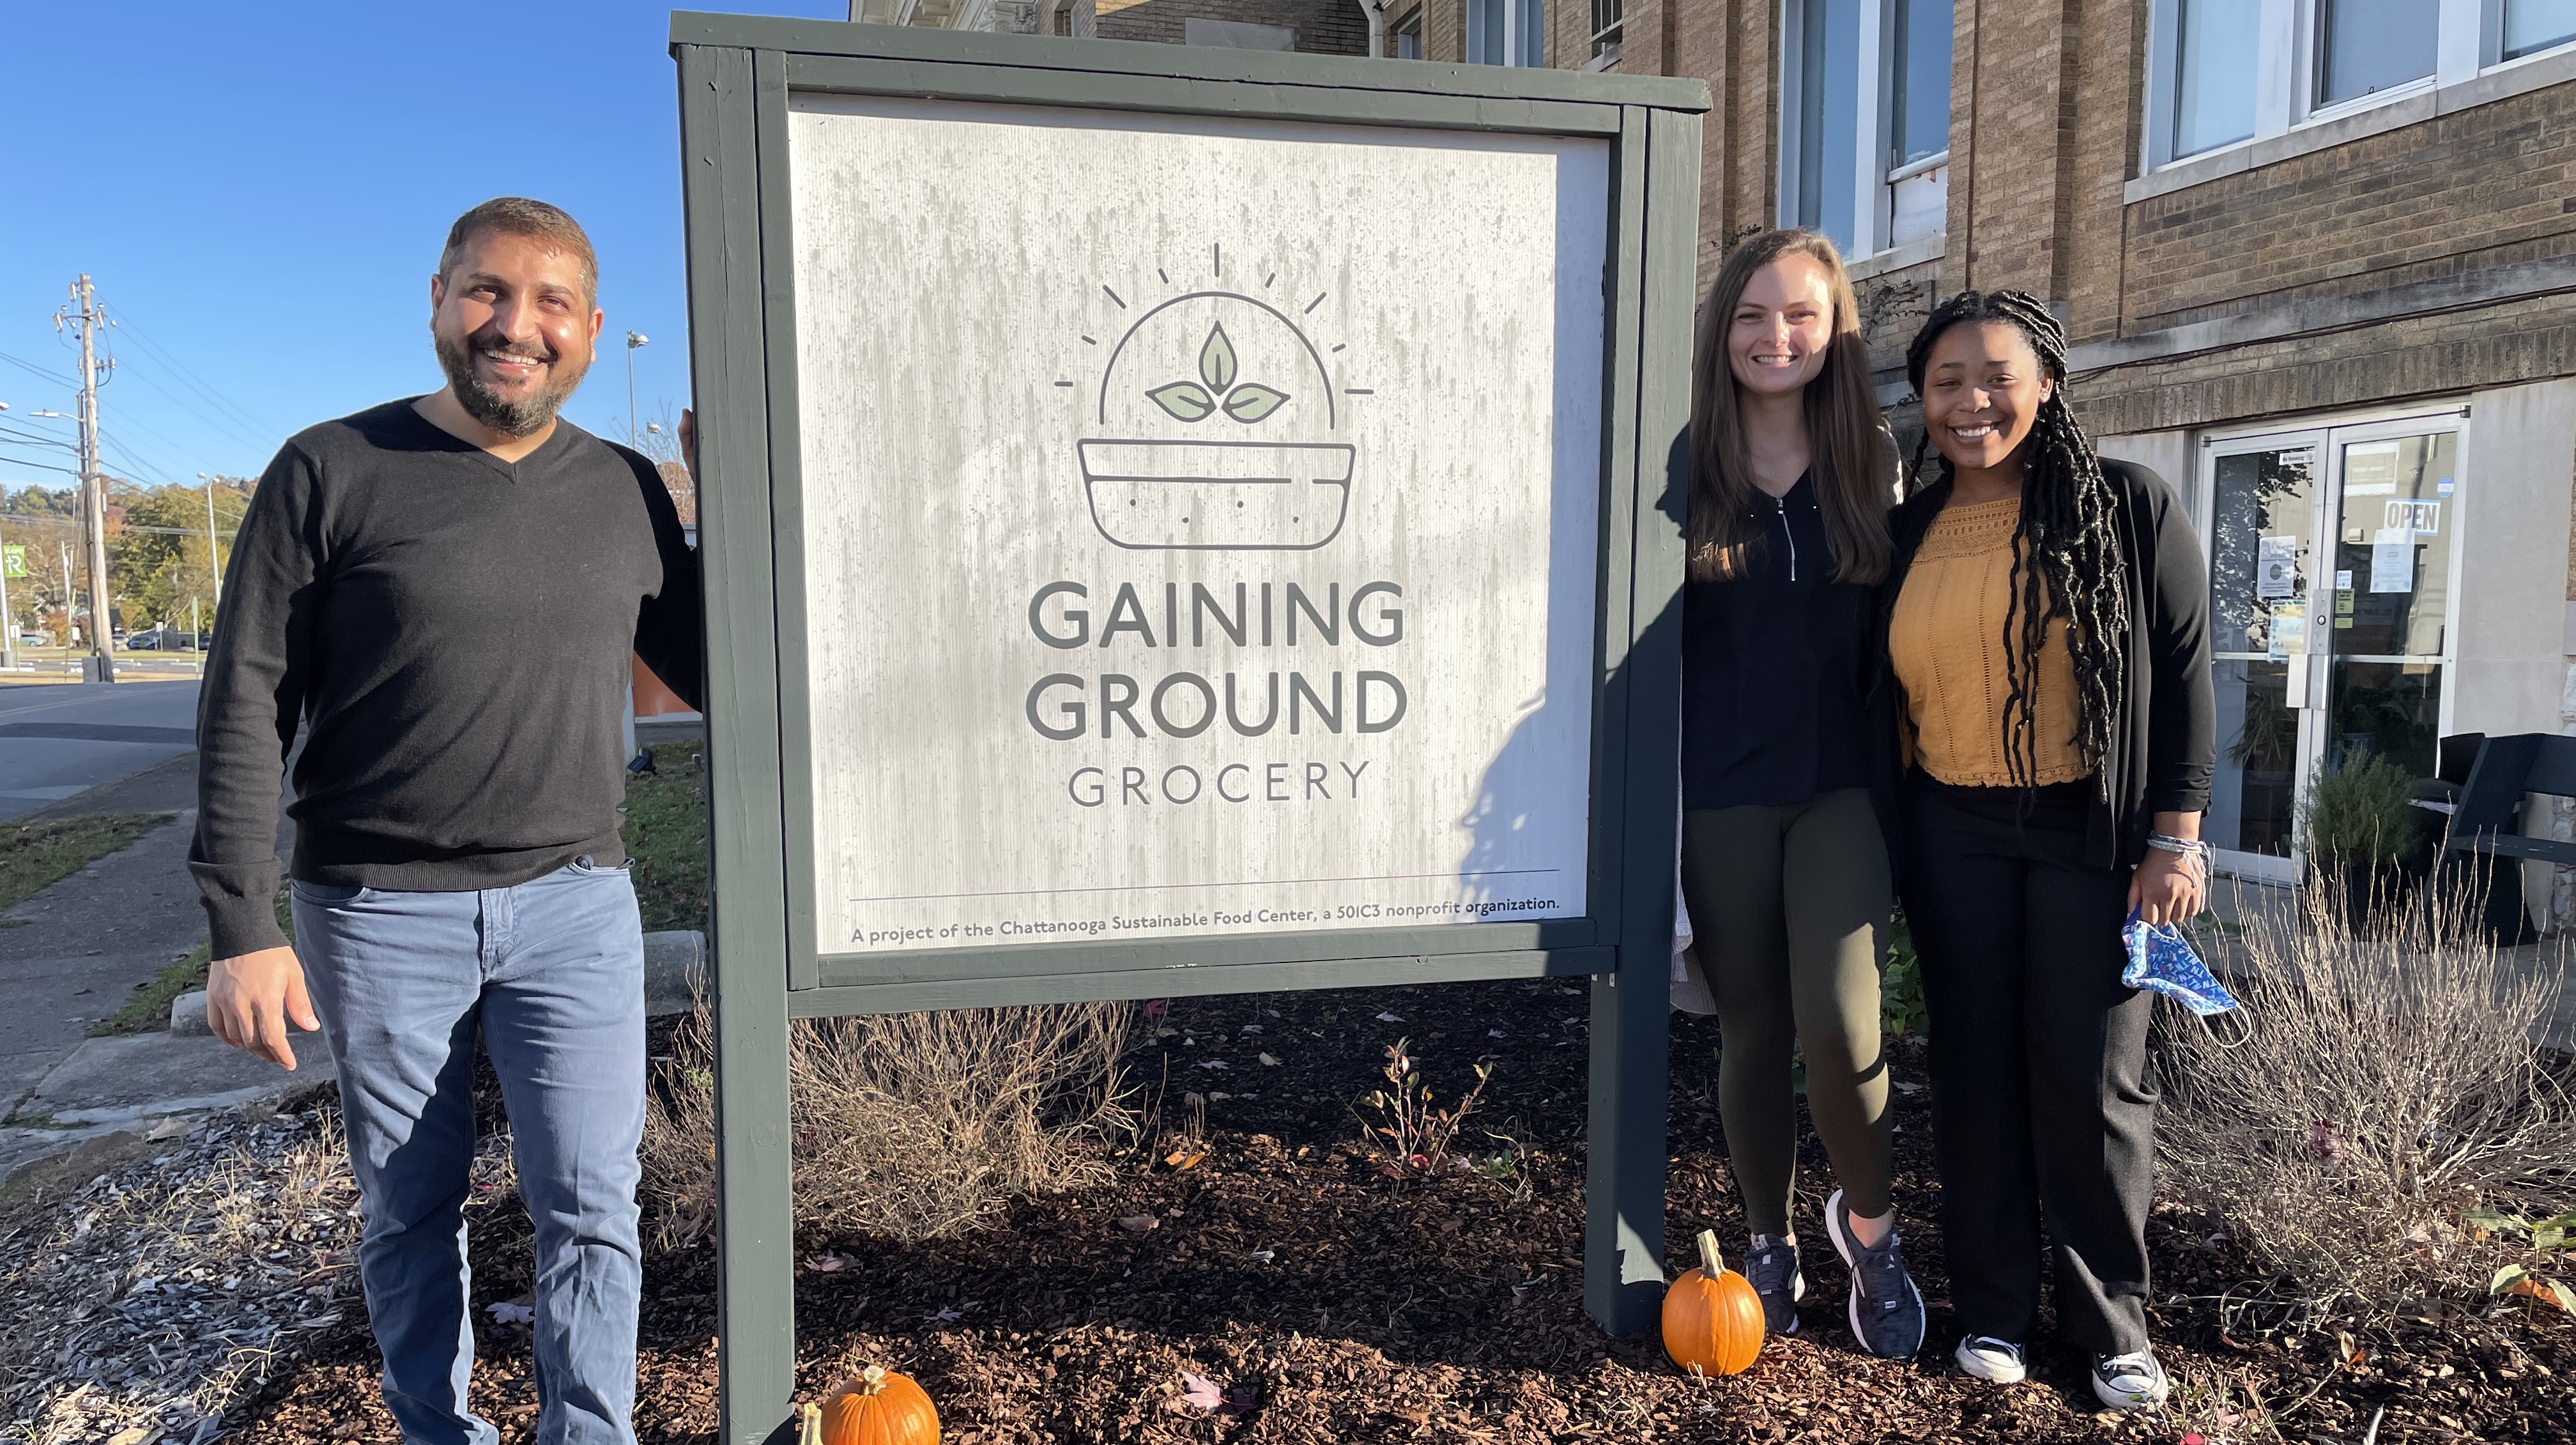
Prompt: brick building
<box><xmin>1510</xmin><ymin>0</ymin><xmax>2576</xmax><ymax>893</ymax></box>
<box><xmin>848</xmin><ymin>0</ymin><xmax>2576</xmax><ymax>896</ymax></box>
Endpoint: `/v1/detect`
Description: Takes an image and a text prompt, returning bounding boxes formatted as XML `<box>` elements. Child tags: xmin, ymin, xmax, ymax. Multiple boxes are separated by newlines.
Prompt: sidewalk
<box><xmin>0</xmin><ymin>752</ymin><xmax>309</xmax><ymax>1187</ymax></box>
<box><xmin>2204</xmin><ymin>873</ymin><xmax>2576</xmax><ymax>1052</ymax></box>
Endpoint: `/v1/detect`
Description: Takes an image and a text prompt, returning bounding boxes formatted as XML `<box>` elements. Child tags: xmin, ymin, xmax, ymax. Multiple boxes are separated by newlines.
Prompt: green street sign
<box><xmin>0</xmin><ymin>545</ymin><xmax>24</xmax><ymax>580</ymax></box>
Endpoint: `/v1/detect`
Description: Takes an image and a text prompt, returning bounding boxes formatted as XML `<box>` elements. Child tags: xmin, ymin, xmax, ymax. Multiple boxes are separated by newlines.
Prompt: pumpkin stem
<box><xmin>1696</xmin><ymin>1228</ymin><xmax>1724</xmax><ymax>1279</ymax></box>
<box><xmin>797</xmin><ymin>1403</ymin><xmax>822</xmax><ymax>1445</ymax></box>
<box><xmin>858</xmin><ymin>1364</ymin><xmax>890</xmax><ymax>1396</ymax></box>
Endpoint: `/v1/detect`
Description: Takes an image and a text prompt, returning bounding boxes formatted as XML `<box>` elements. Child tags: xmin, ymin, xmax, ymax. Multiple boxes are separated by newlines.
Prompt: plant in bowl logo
<box><xmin>1074</xmin><ymin>263</ymin><xmax>1358</xmax><ymax>552</ymax></box>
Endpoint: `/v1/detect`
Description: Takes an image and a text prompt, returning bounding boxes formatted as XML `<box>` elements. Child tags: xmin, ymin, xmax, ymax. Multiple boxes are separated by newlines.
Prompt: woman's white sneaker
<box><xmin>2092</xmin><ymin>1350</ymin><xmax>2171</xmax><ymax>1410</ymax></box>
<box><xmin>1953</xmin><ymin>1335</ymin><xmax>2027</xmax><ymax>1384</ymax></box>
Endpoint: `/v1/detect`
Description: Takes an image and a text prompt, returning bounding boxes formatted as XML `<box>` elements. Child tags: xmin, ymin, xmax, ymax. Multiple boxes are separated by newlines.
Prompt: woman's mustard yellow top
<box><xmin>1889</xmin><ymin>496</ymin><xmax>2089</xmax><ymax>787</ymax></box>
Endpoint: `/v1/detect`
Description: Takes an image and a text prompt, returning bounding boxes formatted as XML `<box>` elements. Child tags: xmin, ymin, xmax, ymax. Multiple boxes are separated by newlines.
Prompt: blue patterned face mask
<box><xmin>2121</xmin><ymin>913</ymin><xmax>2240</xmax><ymax>1016</ymax></box>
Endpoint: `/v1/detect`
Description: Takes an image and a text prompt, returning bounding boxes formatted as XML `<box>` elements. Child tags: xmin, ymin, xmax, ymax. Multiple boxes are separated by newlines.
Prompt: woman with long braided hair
<box><xmin>1884</xmin><ymin>291</ymin><xmax>2213</xmax><ymax>1409</ymax></box>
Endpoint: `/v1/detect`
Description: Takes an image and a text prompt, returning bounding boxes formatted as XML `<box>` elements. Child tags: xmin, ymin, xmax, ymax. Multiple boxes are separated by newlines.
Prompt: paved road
<box><xmin>0</xmin><ymin>679</ymin><xmax>200</xmax><ymax>821</ymax></box>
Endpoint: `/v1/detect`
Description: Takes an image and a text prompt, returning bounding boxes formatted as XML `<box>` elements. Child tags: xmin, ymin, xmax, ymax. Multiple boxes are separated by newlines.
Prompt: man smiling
<box><xmin>191</xmin><ymin>197</ymin><xmax>700</xmax><ymax>1445</ymax></box>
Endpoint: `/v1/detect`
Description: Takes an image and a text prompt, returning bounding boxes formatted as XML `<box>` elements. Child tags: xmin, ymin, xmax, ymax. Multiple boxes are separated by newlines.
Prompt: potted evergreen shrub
<box><xmin>2299</xmin><ymin>755</ymin><xmax>2428</xmax><ymax>932</ymax></box>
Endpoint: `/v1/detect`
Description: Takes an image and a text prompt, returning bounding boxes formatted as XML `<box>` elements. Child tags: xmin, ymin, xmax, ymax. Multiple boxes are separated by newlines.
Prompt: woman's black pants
<box><xmin>1900</xmin><ymin>780</ymin><xmax>2157</xmax><ymax>1356</ymax></box>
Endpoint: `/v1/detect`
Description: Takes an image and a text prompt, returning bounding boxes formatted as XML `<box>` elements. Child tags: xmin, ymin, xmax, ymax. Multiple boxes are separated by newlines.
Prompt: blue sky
<box><xmin>0</xmin><ymin>0</ymin><xmax>843</xmax><ymax>493</ymax></box>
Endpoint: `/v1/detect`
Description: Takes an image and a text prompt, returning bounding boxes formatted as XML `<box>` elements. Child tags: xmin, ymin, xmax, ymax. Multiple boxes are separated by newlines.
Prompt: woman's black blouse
<box><xmin>1682</xmin><ymin>474</ymin><xmax>1878</xmax><ymax>810</ymax></box>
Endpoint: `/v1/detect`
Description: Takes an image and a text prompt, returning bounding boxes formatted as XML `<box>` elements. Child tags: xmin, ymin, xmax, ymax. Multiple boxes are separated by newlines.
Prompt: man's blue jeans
<box><xmin>293</xmin><ymin>859</ymin><xmax>645</xmax><ymax>1445</ymax></box>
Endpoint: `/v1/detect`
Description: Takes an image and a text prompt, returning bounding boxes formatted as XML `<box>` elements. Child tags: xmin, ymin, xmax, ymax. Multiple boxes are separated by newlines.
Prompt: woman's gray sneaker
<box><xmin>1954</xmin><ymin>1335</ymin><xmax>2027</xmax><ymax>1384</ymax></box>
<box><xmin>1824</xmin><ymin>1188</ymin><xmax>1926</xmax><ymax>1359</ymax></box>
<box><xmin>1743</xmin><ymin>1233</ymin><xmax>1805</xmax><ymax>1334</ymax></box>
<box><xmin>2092</xmin><ymin>1350</ymin><xmax>2171</xmax><ymax>1410</ymax></box>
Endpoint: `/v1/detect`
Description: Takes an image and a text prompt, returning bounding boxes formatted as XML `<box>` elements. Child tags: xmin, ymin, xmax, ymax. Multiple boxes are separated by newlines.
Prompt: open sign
<box><xmin>2385</xmin><ymin>499</ymin><xmax>2441</xmax><ymax>535</ymax></box>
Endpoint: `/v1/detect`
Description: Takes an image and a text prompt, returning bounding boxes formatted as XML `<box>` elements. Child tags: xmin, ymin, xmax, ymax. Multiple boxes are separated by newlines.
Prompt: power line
<box><xmin>0</xmin><ymin>423</ymin><xmax>77</xmax><ymax>450</ymax></box>
<box><xmin>0</xmin><ymin>350</ymin><xmax>76</xmax><ymax>387</ymax></box>
<box><xmin>100</xmin><ymin>437</ymin><xmax>185</xmax><ymax>490</ymax></box>
<box><xmin>102</xmin><ymin>352</ymin><xmax>275</xmax><ymax>455</ymax></box>
<box><xmin>99</xmin><ymin>306</ymin><xmax>282</xmax><ymax>439</ymax></box>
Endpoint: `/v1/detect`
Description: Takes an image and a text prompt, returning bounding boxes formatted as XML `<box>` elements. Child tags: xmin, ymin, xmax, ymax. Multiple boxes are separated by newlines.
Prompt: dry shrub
<box><xmin>2157</xmin><ymin>870</ymin><xmax>2576</xmax><ymax>1320</ymax></box>
<box><xmin>642</xmin><ymin>1000</ymin><xmax>1135</xmax><ymax>1247</ymax></box>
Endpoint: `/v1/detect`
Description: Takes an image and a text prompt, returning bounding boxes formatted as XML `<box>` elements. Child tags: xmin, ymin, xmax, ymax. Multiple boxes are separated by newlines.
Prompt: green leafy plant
<box><xmin>2297</xmin><ymin>754</ymin><xmax>2424</xmax><ymax>866</ymax></box>
<box><xmin>1147</xmin><ymin>322</ymin><xmax>1290</xmax><ymax>425</ymax></box>
<box><xmin>1358</xmin><ymin>1037</ymin><xmax>1494</xmax><ymax>1181</ymax></box>
<box><xmin>1881</xmin><ymin>917</ymin><xmax>1928</xmax><ymax>1040</ymax></box>
<box><xmin>2469</xmin><ymin>1208</ymin><xmax>2576</xmax><ymax>1313</ymax></box>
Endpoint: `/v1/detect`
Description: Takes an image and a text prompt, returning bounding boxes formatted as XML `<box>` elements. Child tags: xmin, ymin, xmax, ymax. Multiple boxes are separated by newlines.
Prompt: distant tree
<box><xmin>105</xmin><ymin>479</ymin><xmax>249</xmax><ymax>629</ymax></box>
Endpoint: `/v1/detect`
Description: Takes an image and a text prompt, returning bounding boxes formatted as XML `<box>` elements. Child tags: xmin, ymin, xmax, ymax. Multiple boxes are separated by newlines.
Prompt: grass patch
<box><xmin>0</xmin><ymin>812</ymin><xmax>174</xmax><ymax>915</ymax></box>
<box><xmin>625</xmin><ymin>742</ymin><xmax>709</xmax><ymax>933</ymax></box>
<box><xmin>91</xmin><ymin>892</ymin><xmax>295</xmax><ymax>1037</ymax></box>
<box><xmin>84</xmin><ymin>738</ymin><xmax>712</xmax><ymax>1040</ymax></box>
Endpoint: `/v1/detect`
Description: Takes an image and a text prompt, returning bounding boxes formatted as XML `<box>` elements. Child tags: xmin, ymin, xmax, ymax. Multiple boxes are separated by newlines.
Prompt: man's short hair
<box><xmin>438</xmin><ymin>197</ymin><xmax>598</xmax><ymax>305</ymax></box>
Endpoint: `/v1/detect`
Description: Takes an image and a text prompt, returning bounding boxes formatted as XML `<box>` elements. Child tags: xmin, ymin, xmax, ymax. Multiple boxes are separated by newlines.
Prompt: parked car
<box><xmin>125</xmin><ymin>625</ymin><xmax>205</xmax><ymax>651</ymax></box>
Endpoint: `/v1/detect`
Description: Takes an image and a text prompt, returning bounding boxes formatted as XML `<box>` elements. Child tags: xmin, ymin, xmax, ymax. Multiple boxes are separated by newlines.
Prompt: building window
<box><xmin>2146</xmin><ymin>1</ymin><xmax>2576</xmax><ymax>174</ymax></box>
<box><xmin>1393</xmin><ymin>6</ymin><xmax>1423</xmax><ymax>58</ymax></box>
<box><xmin>1889</xmin><ymin>0</ymin><xmax>1951</xmax><ymax>169</ymax></box>
<box><xmin>1468</xmin><ymin>0</ymin><xmax>1545</xmax><ymax>66</ymax></box>
<box><xmin>1591</xmin><ymin>0</ymin><xmax>1624</xmax><ymax>64</ymax></box>
<box><xmin>1779</xmin><ymin>0</ymin><xmax>1951</xmax><ymax>258</ymax></box>
<box><xmin>1791</xmin><ymin>0</ymin><xmax>1860</xmax><ymax>249</ymax></box>
<box><xmin>2169</xmin><ymin>0</ymin><xmax>2258</xmax><ymax>158</ymax></box>
<box><xmin>2504</xmin><ymin>0</ymin><xmax>2576</xmax><ymax>58</ymax></box>
<box><xmin>2317</xmin><ymin>0</ymin><xmax>2439</xmax><ymax>106</ymax></box>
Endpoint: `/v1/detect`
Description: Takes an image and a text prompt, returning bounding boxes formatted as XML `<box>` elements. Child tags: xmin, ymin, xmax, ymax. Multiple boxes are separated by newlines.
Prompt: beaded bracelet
<box><xmin>2147</xmin><ymin>833</ymin><xmax>2212</xmax><ymax>881</ymax></box>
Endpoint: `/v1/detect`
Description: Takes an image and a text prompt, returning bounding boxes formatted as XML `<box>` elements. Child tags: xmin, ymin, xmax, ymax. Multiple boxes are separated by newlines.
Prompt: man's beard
<box><xmin>434</xmin><ymin>324</ymin><xmax>588</xmax><ymax>438</ymax></box>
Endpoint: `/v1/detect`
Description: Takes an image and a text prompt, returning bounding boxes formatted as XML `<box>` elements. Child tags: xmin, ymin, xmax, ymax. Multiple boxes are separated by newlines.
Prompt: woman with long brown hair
<box><xmin>1676</xmin><ymin>229</ymin><xmax>1922</xmax><ymax>1357</ymax></box>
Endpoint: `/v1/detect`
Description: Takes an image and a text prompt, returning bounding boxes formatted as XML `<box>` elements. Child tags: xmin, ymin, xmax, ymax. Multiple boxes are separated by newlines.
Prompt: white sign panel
<box><xmin>788</xmin><ymin>98</ymin><xmax>1606</xmax><ymax>956</ymax></box>
<box><xmin>2256</xmin><ymin>535</ymin><xmax>2298</xmax><ymax>599</ymax></box>
<box><xmin>2370</xmin><ymin>529</ymin><xmax>2416</xmax><ymax>592</ymax></box>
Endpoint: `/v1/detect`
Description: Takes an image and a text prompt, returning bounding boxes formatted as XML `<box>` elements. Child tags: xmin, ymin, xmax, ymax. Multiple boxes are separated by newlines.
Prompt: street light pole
<box><xmin>195</xmin><ymin>472</ymin><xmax>224</xmax><ymax>608</ymax></box>
<box><xmin>0</xmin><ymin>515</ymin><xmax>15</xmax><ymax>672</ymax></box>
<box><xmin>58</xmin><ymin>541</ymin><xmax>75</xmax><ymax>667</ymax></box>
<box><xmin>625</xmin><ymin>331</ymin><xmax>648</xmax><ymax>447</ymax></box>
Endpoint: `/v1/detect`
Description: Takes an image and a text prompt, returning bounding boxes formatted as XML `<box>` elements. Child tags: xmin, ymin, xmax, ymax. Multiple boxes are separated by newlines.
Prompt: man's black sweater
<box><xmin>190</xmin><ymin>399</ymin><xmax>705</xmax><ymax>960</ymax></box>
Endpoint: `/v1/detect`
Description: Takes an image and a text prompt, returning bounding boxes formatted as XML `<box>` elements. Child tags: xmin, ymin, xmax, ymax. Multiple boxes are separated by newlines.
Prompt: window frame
<box><xmin>2486</xmin><ymin>0</ymin><xmax>2576</xmax><ymax>63</ymax></box>
<box><xmin>1466</xmin><ymin>0</ymin><xmax>1546</xmax><ymax>67</ymax></box>
<box><xmin>1392</xmin><ymin>5</ymin><xmax>1423</xmax><ymax>59</ymax></box>
<box><xmin>1590</xmin><ymin>0</ymin><xmax>1625</xmax><ymax>68</ymax></box>
<box><xmin>2143</xmin><ymin>0</ymin><xmax>2576</xmax><ymax>173</ymax></box>
<box><xmin>1775</xmin><ymin>0</ymin><xmax>1949</xmax><ymax>260</ymax></box>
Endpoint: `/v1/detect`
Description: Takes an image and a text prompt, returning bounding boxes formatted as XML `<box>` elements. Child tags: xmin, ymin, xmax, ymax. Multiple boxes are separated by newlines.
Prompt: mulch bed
<box><xmin>225</xmin><ymin>978</ymin><xmax>2571</xmax><ymax>1444</ymax></box>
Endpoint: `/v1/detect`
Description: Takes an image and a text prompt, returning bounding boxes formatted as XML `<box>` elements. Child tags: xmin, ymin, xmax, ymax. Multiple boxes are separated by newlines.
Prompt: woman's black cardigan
<box><xmin>1871</xmin><ymin>458</ymin><xmax>2217</xmax><ymax>877</ymax></box>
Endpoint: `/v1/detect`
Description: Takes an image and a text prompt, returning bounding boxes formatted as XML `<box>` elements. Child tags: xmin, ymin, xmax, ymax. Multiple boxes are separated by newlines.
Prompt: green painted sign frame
<box><xmin>670</xmin><ymin>13</ymin><xmax>1705</xmax><ymax>1441</ymax></box>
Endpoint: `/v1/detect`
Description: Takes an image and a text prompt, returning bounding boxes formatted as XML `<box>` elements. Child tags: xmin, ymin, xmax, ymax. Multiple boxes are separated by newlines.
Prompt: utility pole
<box><xmin>57</xmin><ymin>275</ymin><xmax>115</xmax><ymax>683</ymax></box>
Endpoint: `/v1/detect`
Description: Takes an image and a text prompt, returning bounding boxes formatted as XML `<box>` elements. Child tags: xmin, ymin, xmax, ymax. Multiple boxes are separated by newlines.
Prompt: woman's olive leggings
<box><xmin>1679</xmin><ymin>787</ymin><xmax>1895</xmax><ymax>1237</ymax></box>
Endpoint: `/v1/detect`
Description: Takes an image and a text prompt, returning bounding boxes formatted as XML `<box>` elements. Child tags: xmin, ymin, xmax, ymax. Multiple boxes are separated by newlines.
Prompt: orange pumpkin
<box><xmin>1661</xmin><ymin>1228</ymin><xmax>1765</xmax><ymax>1376</ymax></box>
<box><xmin>802</xmin><ymin>1366</ymin><xmax>940</xmax><ymax>1445</ymax></box>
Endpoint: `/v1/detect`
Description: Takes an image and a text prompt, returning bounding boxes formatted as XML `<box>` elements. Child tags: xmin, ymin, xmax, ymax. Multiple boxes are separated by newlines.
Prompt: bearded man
<box><xmin>191</xmin><ymin>197</ymin><xmax>700</xmax><ymax>1445</ymax></box>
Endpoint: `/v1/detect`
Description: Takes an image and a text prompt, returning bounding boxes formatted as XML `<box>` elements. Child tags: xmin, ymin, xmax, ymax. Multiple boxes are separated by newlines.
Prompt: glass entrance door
<box><xmin>2200</xmin><ymin>415</ymin><xmax>2465</xmax><ymax>883</ymax></box>
<box><xmin>2206</xmin><ymin>436</ymin><xmax>2322</xmax><ymax>881</ymax></box>
<box><xmin>2320</xmin><ymin>428</ymin><xmax>2457</xmax><ymax>779</ymax></box>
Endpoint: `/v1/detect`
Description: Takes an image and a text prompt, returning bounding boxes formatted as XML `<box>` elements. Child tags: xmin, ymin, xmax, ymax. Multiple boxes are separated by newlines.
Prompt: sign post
<box><xmin>671</xmin><ymin>15</ymin><xmax>1705</xmax><ymax>1441</ymax></box>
